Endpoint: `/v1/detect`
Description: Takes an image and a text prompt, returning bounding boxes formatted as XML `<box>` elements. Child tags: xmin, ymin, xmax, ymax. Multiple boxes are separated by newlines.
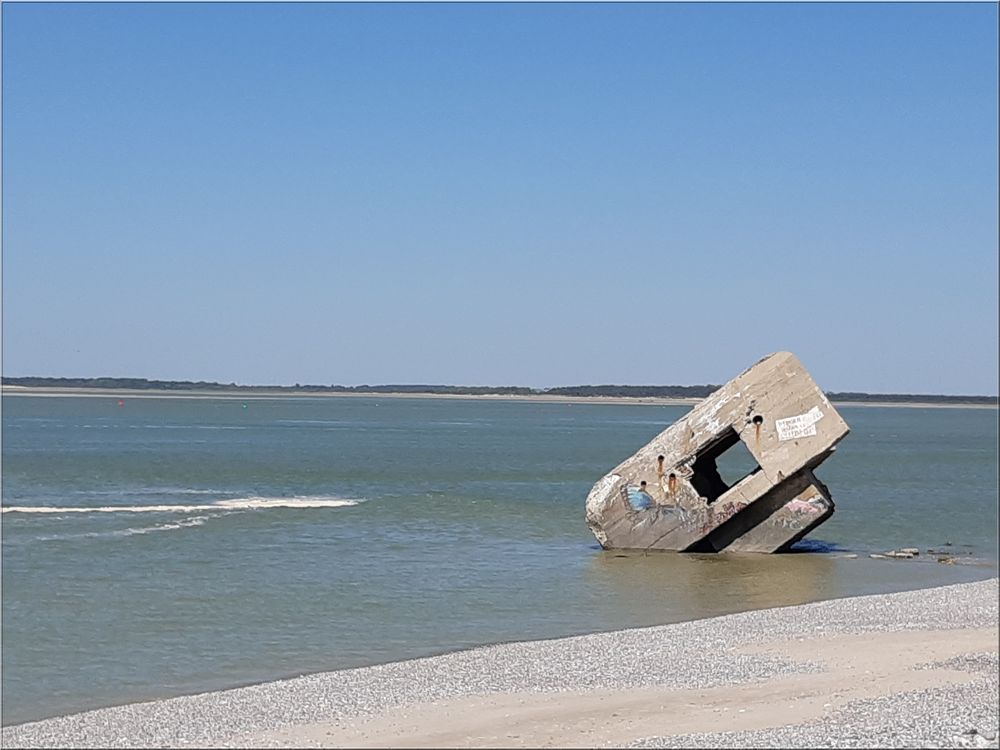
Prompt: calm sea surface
<box><xmin>2</xmin><ymin>395</ymin><xmax>997</xmax><ymax>725</ymax></box>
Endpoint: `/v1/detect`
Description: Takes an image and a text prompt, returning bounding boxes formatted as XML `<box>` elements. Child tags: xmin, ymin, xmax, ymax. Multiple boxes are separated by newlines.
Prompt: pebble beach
<box><xmin>3</xmin><ymin>577</ymin><xmax>997</xmax><ymax>749</ymax></box>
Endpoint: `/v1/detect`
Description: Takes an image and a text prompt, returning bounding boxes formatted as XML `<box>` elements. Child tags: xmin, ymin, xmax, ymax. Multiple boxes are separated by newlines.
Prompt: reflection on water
<box><xmin>587</xmin><ymin>549</ymin><xmax>839</xmax><ymax>626</ymax></box>
<box><xmin>585</xmin><ymin>547</ymin><xmax>991</xmax><ymax>631</ymax></box>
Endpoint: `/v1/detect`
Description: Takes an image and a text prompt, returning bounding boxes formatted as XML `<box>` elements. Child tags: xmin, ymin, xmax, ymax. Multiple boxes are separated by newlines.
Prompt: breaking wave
<box><xmin>1</xmin><ymin>496</ymin><xmax>363</xmax><ymax>514</ymax></box>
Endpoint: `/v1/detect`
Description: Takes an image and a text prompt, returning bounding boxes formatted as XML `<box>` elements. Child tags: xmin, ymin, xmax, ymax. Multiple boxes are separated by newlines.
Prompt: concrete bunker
<box><xmin>585</xmin><ymin>352</ymin><xmax>849</xmax><ymax>554</ymax></box>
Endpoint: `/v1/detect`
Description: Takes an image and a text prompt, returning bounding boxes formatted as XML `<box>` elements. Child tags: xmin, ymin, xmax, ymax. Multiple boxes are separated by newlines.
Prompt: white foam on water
<box><xmin>31</xmin><ymin>515</ymin><xmax>215</xmax><ymax>542</ymax></box>
<box><xmin>1</xmin><ymin>496</ymin><xmax>363</xmax><ymax>514</ymax></box>
<box><xmin>119</xmin><ymin>515</ymin><xmax>213</xmax><ymax>535</ymax></box>
<box><xmin>212</xmin><ymin>497</ymin><xmax>360</xmax><ymax>510</ymax></box>
<box><xmin>2</xmin><ymin>504</ymin><xmax>210</xmax><ymax>514</ymax></box>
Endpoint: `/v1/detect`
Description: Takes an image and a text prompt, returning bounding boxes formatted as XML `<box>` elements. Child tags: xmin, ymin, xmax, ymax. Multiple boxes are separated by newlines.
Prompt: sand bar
<box><xmin>2</xmin><ymin>385</ymin><xmax>995</xmax><ymax>409</ymax></box>
<box><xmin>2</xmin><ymin>578</ymin><xmax>997</xmax><ymax>749</ymax></box>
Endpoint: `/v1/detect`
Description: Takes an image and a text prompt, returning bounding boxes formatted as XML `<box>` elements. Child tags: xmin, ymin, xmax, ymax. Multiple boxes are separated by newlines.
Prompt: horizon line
<box><xmin>2</xmin><ymin>376</ymin><xmax>996</xmax><ymax>401</ymax></box>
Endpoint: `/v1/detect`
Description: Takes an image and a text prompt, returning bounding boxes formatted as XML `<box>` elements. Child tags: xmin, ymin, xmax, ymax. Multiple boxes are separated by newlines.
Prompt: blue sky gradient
<box><xmin>3</xmin><ymin>3</ymin><xmax>997</xmax><ymax>393</ymax></box>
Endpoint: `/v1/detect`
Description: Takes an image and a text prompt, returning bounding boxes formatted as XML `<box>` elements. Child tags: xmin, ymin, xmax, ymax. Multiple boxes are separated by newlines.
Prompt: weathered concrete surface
<box><xmin>586</xmin><ymin>352</ymin><xmax>849</xmax><ymax>553</ymax></box>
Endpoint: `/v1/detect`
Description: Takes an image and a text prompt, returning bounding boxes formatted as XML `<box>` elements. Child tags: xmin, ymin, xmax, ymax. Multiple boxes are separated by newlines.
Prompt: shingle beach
<box><xmin>3</xmin><ymin>578</ymin><xmax>997</xmax><ymax>749</ymax></box>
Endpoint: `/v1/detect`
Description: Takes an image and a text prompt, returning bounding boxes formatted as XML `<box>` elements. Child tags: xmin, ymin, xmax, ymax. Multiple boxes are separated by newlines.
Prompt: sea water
<box><xmin>2</xmin><ymin>394</ymin><xmax>997</xmax><ymax>725</ymax></box>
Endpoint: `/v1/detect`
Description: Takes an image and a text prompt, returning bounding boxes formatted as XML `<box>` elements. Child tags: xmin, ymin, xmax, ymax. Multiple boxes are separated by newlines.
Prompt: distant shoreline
<box><xmin>2</xmin><ymin>385</ymin><xmax>996</xmax><ymax>409</ymax></box>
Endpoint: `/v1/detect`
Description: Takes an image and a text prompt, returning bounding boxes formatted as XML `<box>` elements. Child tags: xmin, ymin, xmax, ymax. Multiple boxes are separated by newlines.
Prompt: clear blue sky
<box><xmin>3</xmin><ymin>3</ymin><xmax>997</xmax><ymax>394</ymax></box>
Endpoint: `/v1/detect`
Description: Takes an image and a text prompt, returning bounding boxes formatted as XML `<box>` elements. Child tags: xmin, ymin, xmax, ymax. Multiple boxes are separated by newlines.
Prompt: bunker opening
<box><xmin>690</xmin><ymin>428</ymin><xmax>762</xmax><ymax>503</ymax></box>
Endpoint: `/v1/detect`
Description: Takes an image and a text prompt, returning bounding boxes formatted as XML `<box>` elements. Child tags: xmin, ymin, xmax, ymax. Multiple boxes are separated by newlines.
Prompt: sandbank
<box><xmin>2</xmin><ymin>385</ymin><xmax>995</xmax><ymax>409</ymax></box>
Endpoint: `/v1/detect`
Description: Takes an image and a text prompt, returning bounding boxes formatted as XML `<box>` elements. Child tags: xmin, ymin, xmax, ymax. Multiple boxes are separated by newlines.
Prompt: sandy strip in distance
<box><xmin>2</xmin><ymin>386</ymin><xmax>995</xmax><ymax>409</ymax></box>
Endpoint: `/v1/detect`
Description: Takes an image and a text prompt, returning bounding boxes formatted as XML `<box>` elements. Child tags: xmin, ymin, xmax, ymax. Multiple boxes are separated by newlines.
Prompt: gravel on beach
<box><xmin>2</xmin><ymin>578</ymin><xmax>997</xmax><ymax>749</ymax></box>
<box><xmin>626</xmin><ymin>651</ymin><xmax>1000</xmax><ymax>749</ymax></box>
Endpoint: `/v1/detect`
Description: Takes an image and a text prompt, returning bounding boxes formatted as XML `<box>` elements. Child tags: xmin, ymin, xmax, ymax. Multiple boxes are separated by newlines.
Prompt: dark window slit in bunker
<box><xmin>690</xmin><ymin>428</ymin><xmax>762</xmax><ymax>504</ymax></box>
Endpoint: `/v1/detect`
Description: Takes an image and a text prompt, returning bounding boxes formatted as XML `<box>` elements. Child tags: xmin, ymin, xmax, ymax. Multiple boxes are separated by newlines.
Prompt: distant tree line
<box><xmin>1</xmin><ymin>377</ymin><xmax>995</xmax><ymax>405</ymax></box>
<box><xmin>0</xmin><ymin>377</ymin><xmax>540</xmax><ymax>396</ymax></box>
<box><xmin>823</xmin><ymin>391</ymin><xmax>996</xmax><ymax>405</ymax></box>
<box><xmin>546</xmin><ymin>385</ymin><xmax>721</xmax><ymax>398</ymax></box>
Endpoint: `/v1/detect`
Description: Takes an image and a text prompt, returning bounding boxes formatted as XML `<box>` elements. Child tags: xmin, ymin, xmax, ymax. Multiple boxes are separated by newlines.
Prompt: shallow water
<box><xmin>2</xmin><ymin>395</ymin><xmax>996</xmax><ymax>725</ymax></box>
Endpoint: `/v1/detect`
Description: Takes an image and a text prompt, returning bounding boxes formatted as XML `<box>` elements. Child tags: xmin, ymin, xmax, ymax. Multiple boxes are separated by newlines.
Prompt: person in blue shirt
<box><xmin>627</xmin><ymin>480</ymin><xmax>655</xmax><ymax>510</ymax></box>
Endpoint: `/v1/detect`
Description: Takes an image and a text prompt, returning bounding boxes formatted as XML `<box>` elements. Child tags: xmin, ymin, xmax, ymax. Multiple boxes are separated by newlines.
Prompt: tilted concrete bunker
<box><xmin>586</xmin><ymin>352</ymin><xmax>850</xmax><ymax>553</ymax></box>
